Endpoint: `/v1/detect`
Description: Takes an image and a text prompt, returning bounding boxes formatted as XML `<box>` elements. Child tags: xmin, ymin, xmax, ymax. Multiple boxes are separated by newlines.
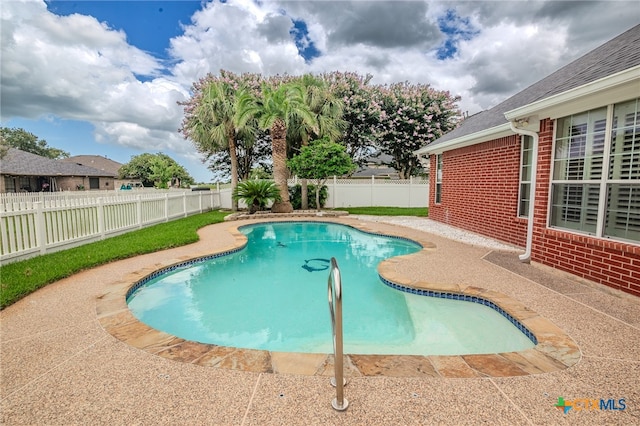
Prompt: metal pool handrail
<box><xmin>328</xmin><ymin>257</ymin><xmax>348</xmax><ymax>411</ymax></box>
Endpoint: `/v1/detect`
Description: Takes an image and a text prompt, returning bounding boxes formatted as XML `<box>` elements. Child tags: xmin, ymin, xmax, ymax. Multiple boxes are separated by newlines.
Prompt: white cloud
<box><xmin>169</xmin><ymin>0</ymin><xmax>306</xmax><ymax>84</ymax></box>
<box><xmin>1</xmin><ymin>0</ymin><xmax>190</xmax><ymax>155</ymax></box>
<box><xmin>94</xmin><ymin>121</ymin><xmax>185</xmax><ymax>153</ymax></box>
<box><xmin>437</xmin><ymin>22</ymin><xmax>571</xmax><ymax>111</ymax></box>
<box><xmin>2</xmin><ymin>1</ymin><xmax>163</xmax><ymax>114</ymax></box>
<box><xmin>96</xmin><ymin>78</ymin><xmax>189</xmax><ymax>130</ymax></box>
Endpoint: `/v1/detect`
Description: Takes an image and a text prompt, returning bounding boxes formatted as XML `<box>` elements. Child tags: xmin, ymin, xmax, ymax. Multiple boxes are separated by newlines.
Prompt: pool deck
<box><xmin>2</xmin><ymin>215</ymin><xmax>639</xmax><ymax>425</ymax></box>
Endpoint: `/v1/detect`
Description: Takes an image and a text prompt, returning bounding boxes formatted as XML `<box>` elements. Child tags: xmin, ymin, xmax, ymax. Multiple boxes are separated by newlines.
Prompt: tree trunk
<box><xmin>300</xmin><ymin>134</ymin><xmax>309</xmax><ymax>210</ymax></box>
<box><xmin>270</xmin><ymin>119</ymin><xmax>293</xmax><ymax>213</ymax></box>
<box><xmin>315</xmin><ymin>180</ymin><xmax>321</xmax><ymax>211</ymax></box>
<box><xmin>315</xmin><ymin>178</ymin><xmax>327</xmax><ymax>212</ymax></box>
<box><xmin>228</xmin><ymin>129</ymin><xmax>239</xmax><ymax>211</ymax></box>
<box><xmin>301</xmin><ymin>178</ymin><xmax>308</xmax><ymax>210</ymax></box>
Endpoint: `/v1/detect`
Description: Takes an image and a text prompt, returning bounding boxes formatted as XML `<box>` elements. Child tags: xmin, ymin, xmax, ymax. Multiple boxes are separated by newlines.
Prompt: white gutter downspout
<box><xmin>509</xmin><ymin>121</ymin><xmax>539</xmax><ymax>262</ymax></box>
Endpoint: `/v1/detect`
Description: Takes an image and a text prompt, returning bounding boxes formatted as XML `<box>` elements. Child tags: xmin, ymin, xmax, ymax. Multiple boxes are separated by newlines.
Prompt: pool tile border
<box><xmin>125</xmin><ymin>244</ymin><xmax>246</xmax><ymax>301</ymax></box>
<box><xmin>96</xmin><ymin>217</ymin><xmax>581</xmax><ymax>378</ymax></box>
<box><xmin>379</xmin><ymin>278</ymin><xmax>538</xmax><ymax>345</ymax></box>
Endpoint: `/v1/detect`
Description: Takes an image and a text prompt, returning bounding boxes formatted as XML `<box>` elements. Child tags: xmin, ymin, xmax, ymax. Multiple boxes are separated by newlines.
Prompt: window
<box><xmin>19</xmin><ymin>177</ymin><xmax>32</xmax><ymax>192</ymax></box>
<box><xmin>89</xmin><ymin>177</ymin><xmax>100</xmax><ymax>189</ymax></box>
<box><xmin>4</xmin><ymin>177</ymin><xmax>16</xmax><ymax>193</ymax></box>
<box><xmin>550</xmin><ymin>98</ymin><xmax>639</xmax><ymax>243</ymax></box>
<box><xmin>435</xmin><ymin>154</ymin><xmax>443</xmax><ymax>203</ymax></box>
<box><xmin>606</xmin><ymin>99</ymin><xmax>640</xmax><ymax>241</ymax></box>
<box><xmin>518</xmin><ymin>135</ymin><xmax>533</xmax><ymax>217</ymax></box>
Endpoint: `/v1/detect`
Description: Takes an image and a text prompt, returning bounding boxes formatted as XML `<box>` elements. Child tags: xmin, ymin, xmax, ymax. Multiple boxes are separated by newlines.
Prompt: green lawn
<box><xmin>0</xmin><ymin>211</ymin><xmax>229</xmax><ymax>309</ymax></box>
<box><xmin>0</xmin><ymin>207</ymin><xmax>428</xmax><ymax>309</ymax></box>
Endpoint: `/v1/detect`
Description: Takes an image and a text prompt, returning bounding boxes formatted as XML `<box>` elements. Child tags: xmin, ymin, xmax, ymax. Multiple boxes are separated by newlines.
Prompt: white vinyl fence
<box><xmin>216</xmin><ymin>176</ymin><xmax>430</xmax><ymax>209</ymax></box>
<box><xmin>0</xmin><ymin>190</ymin><xmax>220</xmax><ymax>263</ymax></box>
<box><xmin>1</xmin><ymin>177</ymin><xmax>428</xmax><ymax>263</ymax></box>
<box><xmin>318</xmin><ymin>176</ymin><xmax>428</xmax><ymax>208</ymax></box>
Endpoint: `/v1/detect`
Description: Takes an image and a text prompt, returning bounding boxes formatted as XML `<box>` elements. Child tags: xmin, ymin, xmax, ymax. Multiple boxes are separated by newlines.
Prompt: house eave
<box><xmin>505</xmin><ymin>65</ymin><xmax>640</xmax><ymax>121</ymax></box>
<box><xmin>414</xmin><ymin>123</ymin><xmax>513</xmax><ymax>156</ymax></box>
<box><xmin>415</xmin><ymin>66</ymin><xmax>640</xmax><ymax>159</ymax></box>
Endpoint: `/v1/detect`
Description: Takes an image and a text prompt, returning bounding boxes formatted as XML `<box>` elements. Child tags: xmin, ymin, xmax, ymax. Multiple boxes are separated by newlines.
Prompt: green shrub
<box><xmin>232</xmin><ymin>180</ymin><xmax>281</xmax><ymax>214</ymax></box>
<box><xmin>289</xmin><ymin>184</ymin><xmax>328</xmax><ymax>209</ymax></box>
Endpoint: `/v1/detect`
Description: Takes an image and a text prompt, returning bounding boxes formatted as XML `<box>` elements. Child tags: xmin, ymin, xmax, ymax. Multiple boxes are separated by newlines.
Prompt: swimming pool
<box><xmin>127</xmin><ymin>221</ymin><xmax>535</xmax><ymax>355</ymax></box>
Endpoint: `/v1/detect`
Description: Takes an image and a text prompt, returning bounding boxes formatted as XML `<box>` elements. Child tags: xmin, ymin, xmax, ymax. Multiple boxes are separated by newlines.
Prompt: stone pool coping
<box><xmin>96</xmin><ymin>217</ymin><xmax>580</xmax><ymax>378</ymax></box>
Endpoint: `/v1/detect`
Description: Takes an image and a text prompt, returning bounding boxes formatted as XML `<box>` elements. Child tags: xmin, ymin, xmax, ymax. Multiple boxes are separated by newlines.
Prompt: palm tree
<box><xmin>236</xmin><ymin>81</ymin><xmax>318</xmax><ymax>213</ymax></box>
<box><xmin>288</xmin><ymin>74</ymin><xmax>345</xmax><ymax>209</ymax></box>
<box><xmin>182</xmin><ymin>78</ymin><xmax>242</xmax><ymax>210</ymax></box>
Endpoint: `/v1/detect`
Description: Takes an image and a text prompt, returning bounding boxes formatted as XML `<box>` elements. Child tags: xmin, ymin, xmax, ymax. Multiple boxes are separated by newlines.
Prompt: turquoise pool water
<box><xmin>127</xmin><ymin>222</ymin><xmax>535</xmax><ymax>355</ymax></box>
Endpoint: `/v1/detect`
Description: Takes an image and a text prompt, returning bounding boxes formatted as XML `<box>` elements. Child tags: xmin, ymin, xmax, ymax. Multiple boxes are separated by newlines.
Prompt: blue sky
<box><xmin>5</xmin><ymin>1</ymin><xmax>205</xmax><ymax>177</ymax></box>
<box><xmin>2</xmin><ymin>1</ymin><xmax>638</xmax><ymax>182</ymax></box>
<box><xmin>46</xmin><ymin>1</ymin><xmax>201</xmax><ymax>61</ymax></box>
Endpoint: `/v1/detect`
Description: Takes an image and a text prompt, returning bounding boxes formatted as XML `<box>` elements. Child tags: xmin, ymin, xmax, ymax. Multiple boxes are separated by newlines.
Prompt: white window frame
<box><xmin>518</xmin><ymin>135</ymin><xmax>533</xmax><ymax>218</ymax></box>
<box><xmin>549</xmin><ymin>97</ymin><xmax>639</xmax><ymax>244</ymax></box>
<box><xmin>435</xmin><ymin>154</ymin><xmax>443</xmax><ymax>204</ymax></box>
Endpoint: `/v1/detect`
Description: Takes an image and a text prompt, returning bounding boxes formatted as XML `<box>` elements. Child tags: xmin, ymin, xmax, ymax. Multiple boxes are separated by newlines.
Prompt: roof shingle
<box><xmin>62</xmin><ymin>155</ymin><xmax>123</xmax><ymax>175</ymax></box>
<box><xmin>0</xmin><ymin>148</ymin><xmax>116</xmax><ymax>177</ymax></box>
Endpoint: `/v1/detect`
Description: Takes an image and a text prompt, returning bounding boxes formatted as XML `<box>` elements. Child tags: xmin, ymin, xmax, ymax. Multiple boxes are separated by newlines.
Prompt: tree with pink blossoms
<box><xmin>322</xmin><ymin>71</ymin><xmax>383</xmax><ymax>168</ymax></box>
<box><xmin>180</xmin><ymin>70</ymin><xmax>461</xmax><ymax>190</ymax></box>
<box><xmin>376</xmin><ymin>82</ymin><xmax>461</xmax><ymax>179</ymax></box>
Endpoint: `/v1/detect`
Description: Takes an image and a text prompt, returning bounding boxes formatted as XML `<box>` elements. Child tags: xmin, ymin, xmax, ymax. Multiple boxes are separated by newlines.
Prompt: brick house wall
<box><xmin>530</xmin><ymin>119</ymin><xmax>640</xmax><ymax>297</ymax></box>
<box><xmin>56</xmin><ymin>177</ymin><xmax>88</xmax><ymax>191</ymax></box>
<box><xmin>428</xmin><ymin>134</ymin><xmax>528</xmax><ymax>248</ymax></box>
<box><xmin>1</xmin><ymin>176</ymin><xmax>41</xmax><ymax>192</ymax></box>
<box><xmin>56</xmin><ymin>176</ymin><xmax>114</xmax><ymax>191</ymax></box>
<box><xmin>429</xmin><ymin>118</ymin><xmax>639</xmax><ymax>297</ymax></box>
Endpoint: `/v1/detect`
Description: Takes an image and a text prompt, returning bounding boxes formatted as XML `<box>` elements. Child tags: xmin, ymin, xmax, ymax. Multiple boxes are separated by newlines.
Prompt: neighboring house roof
<box><xmin>417</xmin><ymin>24</ymin><xmax>640</xmax><ymax>154</ymax></box>
<box><xmin>352</xmin><ymin>152</ymin><xmax>400</xmax><ymax>178</ymax></box>
<box><xmin>62</xmin><ymin>155</ymin><xmax>123</xmax><ymax>175</ymax></box>
<box><xmin>0</xmin><ymin>148</ymin><xmax>116</xmax><ymax>177</ymax></box>
<box><xmin>352</xmin><ymin>167</ymin><xmax>399</xmax><ymax>178</ymax></box>
<box><xmin>364</xmin><ymin>152</ymin><xmax>395</xmax><ymax>165</ymax></box>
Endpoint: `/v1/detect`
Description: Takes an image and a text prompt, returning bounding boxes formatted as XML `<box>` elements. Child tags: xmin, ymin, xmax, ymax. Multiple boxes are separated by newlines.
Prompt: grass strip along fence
<box><xmin>0</xmin><ymin>211</ymin><xmax>229</xmax><ymax>309</ymax></box>
<box><xmin>0</xmin><ymin>207</ymin><xmax>427</xmax><ymax>309</ymax></box>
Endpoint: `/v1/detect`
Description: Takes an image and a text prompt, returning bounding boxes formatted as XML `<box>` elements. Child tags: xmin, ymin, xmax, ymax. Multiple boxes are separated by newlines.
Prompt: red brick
<box><xmin>590</xmin><ymin>260</ymin><xmax>611</xmax><ymax>272</ymax></box>
<box><xmin>609</xmin><ymin>265</ymin><xmax>631</xmax><ymax>277</ymax></box>
<box><xmin>609</xmin><ymin>276</ymin><xmax>632</xmax><ymax>288</ymax></box>
<box><xmin>428</xmin><ymin>118</ymin><xmax>639</xmax><ymax>298</ymax></box>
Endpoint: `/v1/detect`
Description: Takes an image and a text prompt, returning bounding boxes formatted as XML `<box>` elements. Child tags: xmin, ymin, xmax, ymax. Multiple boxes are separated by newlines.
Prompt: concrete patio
<box><xmin>1</xmin><ymin>215</ymin><xmax>638</xmax><ymax>425</ymax></box>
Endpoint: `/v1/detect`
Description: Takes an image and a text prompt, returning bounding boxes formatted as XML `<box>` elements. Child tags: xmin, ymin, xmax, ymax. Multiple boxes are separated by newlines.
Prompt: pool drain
<box><xmin>301</xmin><ymin>258</ymin><xmax>330</xmax><ymax>272</ymax></box>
